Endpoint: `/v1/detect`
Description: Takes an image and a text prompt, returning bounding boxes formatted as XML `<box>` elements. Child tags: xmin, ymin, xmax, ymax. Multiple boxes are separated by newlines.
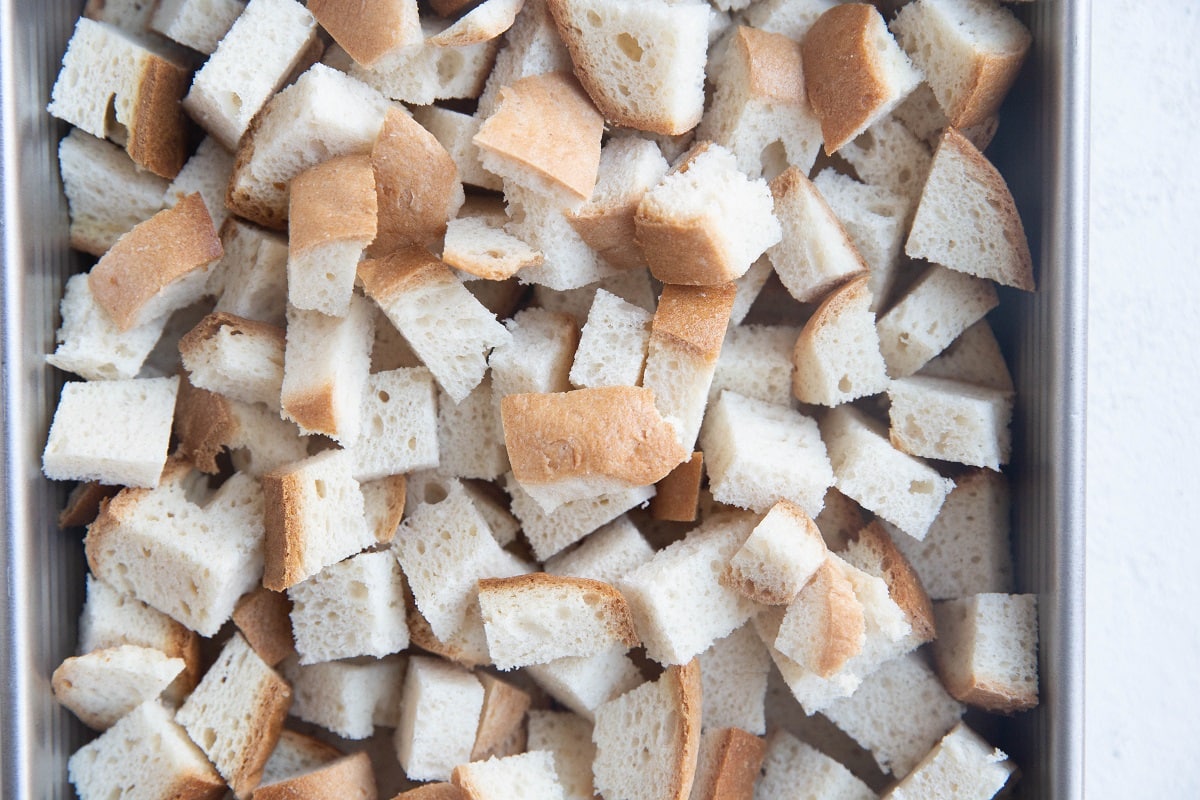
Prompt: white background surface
<box><xmin>1087</xmin><ymin>1</ymin><xmax>1200</xmax><ymax>796</ymax></box>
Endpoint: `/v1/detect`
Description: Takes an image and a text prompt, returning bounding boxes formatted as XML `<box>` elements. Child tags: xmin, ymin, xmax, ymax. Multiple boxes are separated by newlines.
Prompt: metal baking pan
<box><xmin>0</xmin><ymin>1</ymin><xmax>1087</xmax><ymax>797</ymax></box>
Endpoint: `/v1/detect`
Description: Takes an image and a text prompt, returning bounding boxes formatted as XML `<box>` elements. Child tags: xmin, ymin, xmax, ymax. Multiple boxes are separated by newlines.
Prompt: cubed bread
<box><xmin>490</xmin><ymin>308</ymin><xmax>579</xmax><ymax>400</ymax></box>
<box><xmin>890</xmin><ymin>0</ymin><xmax>1031</xmax><ymax>129</ymax></box>
<box><xmin>501</xmin><ymin>386</ymin><xmax>689</xmax><ymax>513</ymax></box>
<box><xmin>527</xmin><ymin>710</ymin><xmax>596</xmax><ymax>800</ymax></box>
<box><xmin>709</xmin><ymin>324</ymin><xmax>800</xmax><ymax>409</ymax></box>
<box><xmin>358</xmin><ymin>247</ymin><xmax>512</xmax><ymax>403</ymax></box>
<box><xmin>697</xmin><ymin>623</ymin><xmax>771</xmax><ymax>735</ymax></box>
<box><xmin>226</xmin><ymin>63</ymin><xmax>391</xmax><ymax>229</ymax></box>
<box><xmin>87</xmin><ymin>193</ymin><xmax>222</xmax><ymax>332</ymax></box>
<box><xmin>888</xmin><ymin>468</ymin><xmax>1013</xmax><ymax>600</ymax></box>
<box><xmin>307</xmin><ymin>0</ymin><xmax>420</xmax><ymax>66</ymax></box>
<box><xmin>52</xmin><ymin>645</ymin><xmax>185</xmax><ymax>731</ymax></box>
<box><xmin>888</xmin><ymin>375</ymin><xmax>1014</xmax><ymax>469</ymax></box>
<box><xmin>689</xmin><ymin>727</ymin><xmax>766</xmax><ymax>800</ymax></box>
<box><xmin>429</xmin><ymin>0</ymin><xmax>525</xmax><ymax>47</ymax></box>
<box><xmin>394</xmin><ymin>785</ymin><xmax>466</xmax><ymax>800</ymax></box>
<box><xmin>411</xmin><ymin>105</ymin><xmax>503</xmax><ymax>192</ymax></box>
<box><xmin>791</xmin><ymin>275</ymin><xmax>890</xmax><ymax>406</ymax></box>
<box><xmin>918</xmin><ymin>319</ymin><xmax>1013</xmax><ymax>392</ymax></box>
<box><xmin>437</xmin><ymin>378</ymin><xmax>510</xmax><ymax>481</ymax></box>
<box><xmin>906</xmin><ymin>128</ymin><xmax>1034</xmax><ymax>290</ymax></box>
<box><xmin>619</xmin><ymin>513</ymin><xmax>759</xmax><ymax>665</ymax></box>
<box><xmin>755</xmin><ymin>729</ymin><xmax>874</xmax><ymax>800</ymax></box>
<box><xmin>567</xmin><ymin>134</ymin><xmax>669</xmax><ymax>269</ymax></box>
<box><xmin>371</xmin><ymin>107</ymin><xmax>466</xmax><ymax>256</ymax></box>
<box><xmin>699</xmin><ymin>391</ymin><xmax>835</xmax><ymax>517</ymax></box>
<box><xmin>174</xmin><ymin>381</ymin><xmax>309</xmax><ymax>476</ymax></box>
<box><xmin>821</xmin><ymin>405</ymin><xmax>955</xmax><ymax>541</ymax></box>
<box><xmin>83</xmin><ymin>0</ymin><xmax>161</xmax><ymax>34</ymax></box>
<box><xmin>288</xmin><ymin>550</ymin><xmax>410</xmax><ymax>664</ymax></box>
<box><xmin>821</xmin><ymin>652</ymin><xmax>964</xmax><ymax>778</ymax></box>
<box><xmin>472</xmin><ymin>672</ymin><xmax>532</xmax><ymax>761</ymax></box>
<box><xmin>478</xmin><ymin>573</ymin><xmax>638</xmax><ymax>669</ymax></box>
<box><xmin>932</xmin><ymin>593</ymin><xmax>1038</xmax><ymax>713</ymax></box>
<box><xmin>254</xmin><ymin>752</ymin><xmax>378</xmax><ymax>800</ymax></box>
<box><xmin>231</xmin><ymin>586</ymin><xmax>296</xmax><ymax>667</ymax></box>
<box><xmin>284</xmin><ymin>656</ymin><xmax>406</xmax><ymax>739</ymax></box>
<box><xmin>68</xmin><ymin>701</ymin><xmax>226</xmax><ymax>800</ymax></box>
<box><xmin>635</xmin><ymin>142</ymin><xmax>781</xmax><ymax>286</ymax></box>
<box><xmin>176</xmin><ymin>632</ymin><xmax>292</xmax><ymax>798</ymax></box>
<box><xmin>642</xmin><ymin>282</ymin><xmax>738</xmax><ymax>450</ymax></box>
<box><xmin>592</xmin><ymin>660</ymin><xmax>702</xmax><ymax>800</ymax></box>
<box><xmin>280</xmin><ymin>294</ymin><xmax>375</xmax><ymax>444</ymax></box>
<box><xmin>741</xmin><ymin>0</ymin><xmax>837</xmax><ymax>41</ymax></box>
<box><xmin>501</xmin><ymin>181</ymin><xmax>620</xmax><ymax>291</ymax></box>
<box><xmin>48</xmin><ymin>18</ymin><xmax>191</xmax><ymax>178</ymax></box>
<box><xmin>43</xmin><ymin>376</ymin><xmax>178</xmax><ymax>489</ymax></box>
<box><xmin>164</xmin><ymin>136</ymin><xmax>237</xmax><ymax>235</ymax></box>
<box><xmin>261</xmin><ymin>449</ymin><xmax>376</xmax><ymax>591</ymax></box>
<box><xmin>547</xmin><ymin>0</ymin><xmax>711</xmax><ymax>135</ymax></box>
<box><xmin>211</xmin><ymin>218</ymin><xmax>289</xmax><ymax>325</ymax></box>
<box><xmin>773</xmin><ymin>558</ymin><xmax>865</xmax><ymax>678</ymax></box>
<box><xmin>287</xmin><ymin>153</ymin><xmax>378</xmax><ymax>316</ymax></box>
<box><xmin>801</xmin><ymin>3</ymin><xmax>921</xmax><ymax>153</ymax></box>
<box><xmin>346</xmin><ymin>367</ymin><xmax>440</xmax><ymax>481</ymax></box>
<box><xmin>698</xmin><ymin>25</ymin><xmax>822</xmax><ymax>178</ymax></box>
<box><xmin>57</xmin><ymin>129</ymin><xmax>168</xmax><ymax>257</ymax></box>
<box><xmin>178</xmin><ymin>311</ymin><xmax>286</xmax><ymax>410</ymax></box>
<box><xmin>258</xmin><ymin>728</ymin><xmax>343</xmax><ymax>788</ymax></box>
<box><xmin>535</xmin><ymin>264</ymin><xmax>657</xmax><ymax>322</ymax></box>
<box><xmin>884</xmin><ymin>722</ymin><xmax>1015</xmax><ymax>800</ymax></box>
<box><xmin>443</xmin><ymin>216</ymin><xmax>543</xmax><ymax>281</ymax></box>
<box><xmin>875</xmin><ymin>264</ymin><xmax>999</xmax><ymax>378</ymax></box>
<box><xmin>767</xmin><ymin>166</ymin><xmax>868</xmax><ymax>304</ymax></box>
<box><xmin>476</xmin><ymin>0</ymin><xmax>574</xmax><ymax>119</ymax></box>
<box><xmin>183</xmin><ymin>0</ymin><xmax>319</xmax><ymax>150</ymax></box>
<box><xmin>394</xmin><ymin>656</ymin><xmax>486</xmax><ymax>782</ymax></box>
<box><xmin>724</xmin><ymin>499</ymin><xmax>828</xmax><ymax>605</ymax></box>
<box><xmin>452</xmin><ymin>750</ymin><xmax>565</xmax><ymax>800</ymax></box>
<box><xmin>362</xmin><ymin>474</ymin><xmax>408</xmax><ymax>544</ymax></box>
<box><xmin>46</xmin><ymin>273</ymin><xmax>171</xmax><ymax>381</ymax></box>
<box><xmin>839</xmin><ymin>115</ymin><xmax>933</xmax><ymax>205</ymax></box>
<box><xmin>650</xmin><ymin>451</ymin><xmax>704</xmax><ymax>522</ymax></box>
<box><xmin>543</xmin><ymin>515</ymin><xmax>655</xmax><ymax>583</ymax></box>
<box><xmin>843</xmin><ymin>522</ymin><xmax>936</xmax><ymax>646</ymax></box>
<box><xmin>506</xmin><ymin>472</ymin><xmax>655</xmax><ymax>561</ymax></box>
<box><xmin>569</xmin><ymin>289</ymin><xmax>653</xmax><ymax>390</ymax></box>
<box><xmin>526</xmin><ymin>645</ymin><xmax>643</xmax><ymax>722</ymax></box>
<box><xmin>150</xmin><ymin>0</ymin><xmax>244</xmax><ymax>54</ymax></box>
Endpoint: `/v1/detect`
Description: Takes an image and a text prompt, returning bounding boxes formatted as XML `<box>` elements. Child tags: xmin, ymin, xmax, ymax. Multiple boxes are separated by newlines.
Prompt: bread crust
<box><xmin>568</xmin><ymin>204</ymin><xmax>647</xmax><ymax>271</ymax></box>
<box><xmin>369</xmin><ymin>108</ymin><xmax>462</xmax><ymax>256</ymax></box>
<box><xmin>175</xmin><ymin>378</ymin><xmax>240</xmax><ymax>474</ymax></box>
<box><xmin>260</xmin><ymin>469</ymin><xmax>308</xmax><ymax>592</ymax></box>
<box><xmin>477</xmin><ymin>572</ymin><xmax>641</xmax><ymax>649</ymax></box>
<box><xmin>692</xmin><ymin>728</ymin><xmax>767</xmax><ymax>800</ymax></box>
<box><xmin>280</xmin><ymin>380</ymin><xmax>339</xmax><ymax>442</ymax></box>
<box><xmin>651</xmin><ymin>283</ymin><xmax>739</xmax><ymax>363</ymax></box>
<box><xmin>88</xmin><ymin>193</ymin><xmax>223</xmax><ymax>331</ymax></box>
<box><xmin>365</xmin><ymin>474</ymin><xmax>407</xmax><ymax>544</ymax></box>
<box><xmin>357</xmin><ymin>245</ymin><xmax>448</xmax><ymax>304</ymax></box>
<box><xmin>228</xmin><ymin>667</ymin><xmax>293</xmax><ymax>799</ymax></box>
<box><xmin>801</xmin><ymin>4</ymin><xmax>893</xmax><ymax>153</ymax></box>
<box><xmin>473</xmin><ymin>71</ymin><xmax>604</xmax><ymax>202</ymax></box>
<box><xmin>58</xmin><ymin>481</ymin><xmax>120</xmax><ymax>529</ymax></box>
<box><xmin>397</xmin><ymin>781</ymin><xmax>467</xmax><ymax>799</ymax></box>
<box><xmin>735</xmin><ymin>26</ymin><xmax>807</xmax><ymax>105</ymax></box>
<box><xmin>307</xmin><ymin>0</ymin><xmax>420</xmax><ymax>67</ymax></box>
<box><xmin>127</xmin><ymin>53</ymin><xmax>192</xmax><ymax>179</ymax></box>
<box><xmin>650</xmin><ymin>451</ymin><xmax>704</xmax><ymax>522</ymax></box>
<box><xmin>231</xmin><ymin>586</ymin><xmax>296</xmax><ymax>667</ymax></box>
<box><xmin>501</xmin><ymin>386</ymin><xmax>689</xmax><ymax>488</ymax></box>
<box><xmin>289</xmin><ymin>154</ymin><xmax>378</xmax><ymax>255</ymax></box>
<box><xmin>667</xmin><ymin>659</ymin><xmax>703</xmax><ymax>800</ymax></box>
<box><xmin>253</xmin><ymin>752</ymin><xmax>377</xmax><ymax>800</ymax></box>
<box><xmin>812</xmin><ymin>559</ymin><xmax>866</xmax><ymax>676</ymax></box>
<box><xmin>852</xmin><ymin>521</ymin><xmax>936</xmax><ymax>642</ymax></box>
<box><xmin>471</xmin><ymin>673</ymin><xmax>533</xmax><ymax>761</ymax></box>
<box><xmin>178</xmin><ymin>311</ymin><xmax>287</xmax><ymax>362</ymax></box>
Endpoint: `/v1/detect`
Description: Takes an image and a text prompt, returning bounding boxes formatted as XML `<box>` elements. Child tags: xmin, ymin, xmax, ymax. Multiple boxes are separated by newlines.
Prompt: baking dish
<box><xmin>0</xmin><ymin>1</ymin><xmax>1087</xmax><ymax>796</ymax></box>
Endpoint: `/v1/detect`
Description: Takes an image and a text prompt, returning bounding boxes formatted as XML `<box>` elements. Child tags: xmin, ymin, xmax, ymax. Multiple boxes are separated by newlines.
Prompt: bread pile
<box><xmin>44</xmin><ymin>0</ymin><xmax>1041</xmax><ymax>798</ymax></box>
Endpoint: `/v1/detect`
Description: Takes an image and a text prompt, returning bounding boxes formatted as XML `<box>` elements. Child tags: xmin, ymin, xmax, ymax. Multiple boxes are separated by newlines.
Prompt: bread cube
<box><xmin>174</xmin><ymin>382</ymin><xmax>309</xmax><ymax>476</ymax></box>
<box><xmin>569</xmin><ymin>289</ymin><xmax>653</xmax><ymax>390</ymax></box>
<box><xmin>544</xmin><ymin>515</ymin><xmax>655</xmax><ymax>583</ymax></box>
<box><xmin>502</xmin><ymin>181</ymin><xmax>620</xmax><ymax>291</ymax></box>
<box><xmin>307</xmin><ymin>0</ymin><xmax>420</xmax><ymax>67</ymax></box>
<box><xmin>283</xmin><ymin>656</ymin><xmax>406</xmax><ymax>739</ymax></box>
<box><xmin>888</xmin><ymin>375</ymin><xmax>1014</xmax><ymax>469</ymax></box>
<box><xmin>437</xmin><ymin>377</ymin><xmax>510</xmax><ymax>481</ymax></box>
<box><xmin>452</xmin><ymin>750</ymin><xmax>565</xmax><ymax>800</ymax></box>
<box><xmin>932</xmin><ymin>593</ymin><xmax>1038</xmax><ymax>713</ymax></box>
<box><xmin>741</xmin><ymin>0</ymin><xmax>837</xmax><ymax>41</ymax></box>
<box><xmin>918</xmin><ymin>319</ymin><xmax>1013</xmax><ymax>392</ymax></box>
<box><xmin>255</xmin><ymin>752</ymin><xmax>377</xmax><ymax>800</ymax></box>
<box><xmin>231</xmin><ymin>586</ymin><xmax>295</xmax><ymax>667</ymax></box>
<box><xmin>526</xmin><ymin>711</ymin><xmax>595</xmax><ymax>800</ymax></box>
<box><xmin>709</xmin><ymin>323</ymin><xmax>800</xmax><ymax>409</ymax></box>
<box><xmin>394</xmin><ymin>656</ymin><xmax>486</xmax><ymax>782</ymax></box>
<box><xmin>698</xmin><ymin>623</ymin><xmax>771</xmax><ymax>735</ymax></box>
<box><xmin>525</xmin><ymin>645</ymin><xmax>643</xmax><ymax>722</ymax></box>
<box><xmin>411</xmin><ymin>105</ymin><xmax>503</xmax><ymax>192</ymax></box>
<box><xmin>755</xmin><ymin>729</ymin><xmax>874</xmax><ymax>800</ymax></box>
<box><xmin>211</xmin><ymin>219</ymin><xmax>289</xmax><ymax>325</ymax></box>
<box><xmin>792</xmin><ymin>275</ymin><xmax>890</xmax><ymax>406</ymax></box>
<box><xmin>164</xmin><ymin>136</ymin><xmax>237</xmax><ymax>234</ymax></box>
<box><xmin>347</xmin><ymin>367</ymin><xmax>440</xmax><ymax>481</ymax></box>
<box><xmin>150</xmin><ymin>0</ymin><xmax>244</xmax><ymax>54</ymax></box>
<box><xmin>52</xmin><ymin>645</ymin><xmax>185</xmax><ymax>731</ymax></box>
<box><xmin>884</xmin><ymin>722</ymin><xmax>1015</xmax><ymax>800</ymax></box>
<box><xmin>839</xmin><ymin>115</ymin><xmax>933</xmax><ymax>205</ymax></box>
<box><xmin>178</xmin><ymin>311</ymin><xmax>285</xmax><ymax>409</ymax></box>
<box><xmin>490</xmin><ymin>308</ymin><xmax>579</xmax><ymax>401</ymax></box>
<box><xmin>443</xmin><ymin>216</ymin><xmax>543</xmax><ymax>281</ymax></box>
<box><xmin>256</xmin><ymin>729</ymin><xmax>343</xmax><ymax>789</ymax></box>
<box><xmin>690</xmin><ymin>727</ymin><xmax>767</xmax><ymax>800</ymax></box>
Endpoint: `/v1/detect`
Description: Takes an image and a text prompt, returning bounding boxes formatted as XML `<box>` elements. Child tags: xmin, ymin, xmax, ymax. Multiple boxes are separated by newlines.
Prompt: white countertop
<box><xmin>1086</xmin><ymin>2</ymin><xmax>1200</xmax><ymax>795</ymax></box>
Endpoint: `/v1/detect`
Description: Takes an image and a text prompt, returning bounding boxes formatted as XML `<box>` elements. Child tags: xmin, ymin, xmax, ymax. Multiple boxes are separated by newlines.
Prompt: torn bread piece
<box><xmin>283</xmin><ymin>656</ymin><xmax>406</xmax><ymax>739</ymax></box>
<box><xmin>307</xmin><ymin>0</ymin><xmax>421</xmax><ymax>67</ymax></box>
<box><xmin>568</xmin><ymin>288</ymin><xmax>653</xmax><ymax>390</ymax></box>
<box><xmin>67</xmin><ymin>701</ymin><xmax>225</xmax><ymax>800</ymax></box>
<box><xmin>48</xmin><ymin>18</ymin><xmax>191</xmax><ymax>178</ymax></box>
<box><xmin>174</xmin><ymin>379</ymin><xmax>309</xmax><ymax>476</ymax></box>
<box><xmin>232</xmin><ymin>586</ymin><xmax>296</xmax><ymax>668</ymax></box>
<box><xmin>210</xmin><ymin>218</ymin><xmax>289</xmax><ymax>325</ymax></box>
<box><xmin>178</xmin><ymin>311</ymin><xmax>286</xmax><ymax>410</ymax></box>
<box><xmin>755</xmin><ymin>728</ymin><xmax>874</xmax><ymax>800</ymax></box>
<box><xmin>890</xmin><ymin>0</ymin><xmax>1031</xmax><ymax>130</ymax></box>
<box><xmin>176</xmin><ymin>632</ymin><xmax>292</xmax><ymax>799</ymax></box>
<box><xmin>87</xmin><ymin>193</ymin><xmax>222</xmax><ymax>332</ymax></box>
<box><xmin>697</xmin><ymin>623</ymin><xmax>771</xmax><ymax>735</ymax></box>
<box><xmin>527</xmin><ymin>710</ymin><xmax>596</xmax><ymax>800</ymax></box>
<box><xmin>906</xmin><ymin>128</ymin><xmax>1034</xmax><ymax>290</ymax></box>
<box><xmin>183</xmin><ymin>0</ymin><xmax>319</xmax><ymax>150</ymax></box>
<box><xmin>347</xmin><ymin>367</ymin><xmax>440</xmax><ymax>481</ymax></box>
<box><xmin>370</xmin><ymin>107</ymin><xmax>465</xmax><ymax>256</ymax></box>
<box><xmin>501</xmin><ymin>386</ymin><xmax>689</xmax><ymax>513</ymax></box>
<box><xmin>918</xmin><ymin>319</ymin><xmax>1013</xmax><ymax>392</ymax></box>
<box><xmin>774</xmin><ymin>558</ymin><xmax>866</xmax><ymax>678</ymax></box>
<box><xmin>287</xmin><ymin>154</ymin><xmax>378</xmax><ymax>317</ymax></box>
<box><xmin>888</xmin><ymin>375</ymin><xmax>1013</xmax><ymax>469</ymax></box>
<box><xmin>635</xmin><ymin>142</ymin><xmax>781</xmax><ymax>286</ymax></box>
<box><xmin>359</xmin><ymin>246</ymin><xmax>512</xmax><ymax>403</ymax></box>
<box><xmin>884</xmin><ymin>722</ymin><xmax>1015</xmax><ymax>800</ymax></box>
<box><xmin>932</xmin><ymin>593</ymin><xmax>1038</xmax><ymax>713</ymax></box>
<box><xmin>525</xmin><ymin>645</ymin><xmax>643</xmax><ymax>722</ymax></box>
<box><xmin>651</xmin><ymin>451</ymin><xmax>704</xmax><ymax>523</ymax></box>
<box><xmin>472</xmin><ymin>672</ymin><xmax>532</xmax><ymax>761</ymax></box>
<box><xmin>724</xmin><ymin>499</ymin><xmax>827</xmax><ymax>605</ymax></box>
<box><xmin>261</xmin><ymin>449</ymin><xmax>376</xmax><ymax>591</ymax></box>
<box><xmin>453</xmin><ymin>750</ymin><xmax>565</xmax><ymax>800</ymax></box>
<box><xmin>767</xmin><ymin>166</ymin><xmax>868</xmax><ymax>304</ymax></box>
<box><xmin>430</xmin><ymin>0</ymin><xmax>526</xmax><ymax>48</ymax></box>
<box><xmin>58</xmin><ymin>129</ymin><xmax>168</xmax><ymax>257</ymax></box>
<box><xmin>801</xmin><ymin>3</ymin><xmax>921</xmax><ymax>153</ymax></box>
<box><xmin>792</xmin><ymin>275</ymin><xmax>890</xmax><ymax>406</ymax></box>
<box><xmin>843</xmin><ymin>521</ymin><xmax>936</xmax><ymax>647</ymax></box>
<box><xmin>547</xmin><ymin>0</ymin><xmax>710</xmax><ymax>135</ymax></box>
<box><xmin>52</xmin><ymin>645</ymin><xmax>185</xmax><ymax>731</ymax></box>
<box><xmin>443</xmin><ymin>215</ymin><xmax>543</xmax><ymax>280</ymax></box>
<box><xmin>394</xmin><ymin>656</ymin><xmax>486</xmax><ymax>782</ymax></box>
<box><xmin>150</xmin><ymin>0</ymin><xmax>244</xmax><ymax>55</ymax></box>
<box><xmin>478</xmin><ymin>573</ymin><xmax>638</xmax><ymax>669</ymax></box>
<box><xmin>592</xmin><ymin>660</ymin><xmax>702</xmax><ymax>800</ymax></box>
<box><xmin>254</xmin><ymin>752</ymin><xmax>378</xmax><ymax>800</ymax></box>
<box><xmin>489</xmin><ymin>307</ymin><xmax>579</xmax><ymax>400</ymax></box>
<box><xmin>43</xmin><ymin>376</ymin><xmax>178</xmax><ymax>489</ymax></box>
<box><xmin>699</xmin><ymin>25</ymin><xmax>822</xmax><ymax>178</ymax></box>
<box><xmin>280</xmin><ymin>294</ymin><xmax>374</xmax><ymax>444</ymax></box>
<box><xmin>544</xmin><ymin>515</ymin><xmax>655</xmax><ymax>584</ymax></box>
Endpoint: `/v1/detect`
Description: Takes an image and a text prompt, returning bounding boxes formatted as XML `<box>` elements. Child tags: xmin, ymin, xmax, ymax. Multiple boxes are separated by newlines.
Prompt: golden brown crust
<box><xmin>364</xmin><ymin>474</ymin><xmax>407</xmax><ymax>544</ymax></box>
<box><xmin>405</xmin><ymin>603</ymin><xmax>490</xmax><ymax>669</ymax></box>
<box><xmin>948</xmin><ymin>678</ymin><xmax>1038</xmax><ymax>715</ymax></box>
<box><xmin>261</xmin><ymin>470</ymin><xmax>307</xmax><ymax>592</ymax></box>
<box><xmin>254</xmin><ymin>752</ymin><xmax>377</xmax><ymax>800</ymax></box>
<box><xmin>88</xmin><ymin>193</ymin><xmax>223</xmax><ymax>331</ymax></box>
<box><xmin>733</xmin><ymin>26</ymin><xmax>806</xmax><ymax>105</ymax></box>
<box><xmin>801</xmin><ymin>4</ymin><xmax>892</xmax><ymax>154</ymax></box>
<box><xmin>501</xmin><ymin>387</ymin><xmax>689</xmax><ymax>488</ymax></box>
<box><xmin>227</xmin><ymin>110</ymin><xmax>287</xmax><ymax>230</ymax></box>
<box><xmin>228</xmin><ymin>668</ymin><xmax>293</xmax><ymax>799</ymax></box>
<box><xmin>651</xmin><ymin>283</ymin><xmax>739</xmax><ymax>363</ymax></box>
<box><xmin>947</xmin><ymin>36</ymin><xmax>1031</xmax><ymax>130</ymax></box>
<box><xmin>667</xmin><ymin>659</ymin><xmax>703</xmax><ymax>800</ymax></box>
<box><xmin>477</xmin><ymin>573</ymin><xmax>641</xmax><ymax>649</ymax></box>
<box><xmin>174</xmin><ymin>377</ymin><xmax>240</xmax><ymax>474</ymax></box>
<box><xmin>308</xmin><ymin>0</ymin><xmax>420</xmax><ymax>67</ymax></box>
<box><xmin>178</xmin><ymin>311</ymin><xmax>287</xmax><ymax>362</ymax></box>
<box><xmin>289</xmin><ymin>154</ymin><xmax>379</xmax><ymax>255</ymax></box>
<box><xmin>163</xmin><ymin>772</ymin><xmax>228</xmax><ymax>800</ymax></box>
<box><xmin>470</xmin><ymin>673</ymin><xmax>533</xmax><ymax>761</ymax></box>
<box><xmin>812</xmin><ymin>559</ymin><xmax>865</xmax><ymax>677</ymax></box>
<box><xmin>369</xmin><ymin>108</ymin><xmax>462</xmax><ymax>257</ymax></box>
<box><xmin>791</xmin><ymin>276</ymin><xmax>873</xmax><ymax>395</ymax></box>
<box><xmin>231</xmin><ymin>586</ymin><xmax>296</xmax><ymax>667</ymax></box>
<box><xmin>473</xmin><ymin>72</ymin><xmax>604</xmax><ymax>202</ymax></box>
<box><xmin>568</xmin><ymin>202</ymin><xmax>647</xmax><ymax>271</ymax></box>
<box><xmin>693</xmin><ymin>728</ymin><xmax>767</xmax><ymax>800</ymax></box>
<box><xmin>650</xmin><ymin>451</ymin><xmax>704</xmax><ymax>523</ymax></box>
<box><xmin>127</xmin><ymin>53</ymin><xmax>191</xmax><ymax>179</ymax></box>
<box><xmin>358</xmin><ymin>246</ymin><xmax>450</xmax><ymax>304</ymax></box>
<box><xmin>401</xmin><ymin>781</ymin><xmax>467</xmax><ymax>800</ymax></box>
<box><xmin>852</xmin><ymin>521</ymin><xmax>936</xmax><ymax>642</ymax></box>
<box><xmin>58</xmin><ymin>481</ymin><xmax>121</xmax><ymax>529</ymax></box>
<box><xmin>281</xmin><ymin>381</ymin><xmax>339</xmax><ymax>440</ymax></box>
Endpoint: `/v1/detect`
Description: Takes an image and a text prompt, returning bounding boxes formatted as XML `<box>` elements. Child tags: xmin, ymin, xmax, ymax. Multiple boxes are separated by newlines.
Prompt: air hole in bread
<box><xmin>229</xmin><ymin>92</ymin><xmax>243</xmax><ymax>112</ymax></box>
<box><xmin>586</xmin><ymin>10</ymin><xmax>601</xmax><ymax>26</ymax></box>
<box><xmin>839</xmin><ymin>375</ymin><xmax>853</xmax><ymax>393</ymax></box>
<box><xmin>616</xmin><ymin>33</ymin><xmax>644</xmax><ymax>62</ymax></box>
<box><xmin>423</xmin><ymin>482</ymin><xmax>449</xmax><ymax>505</ymax></box>
<box><xmin>909</xmin><ymin>480</ymin><xmax>936</xmax><ymax>495</ymax></box>
<box><xmin>314</xmin><ymin>479</ymin><xmax>327</xmax><ymax>499</ymax></box>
